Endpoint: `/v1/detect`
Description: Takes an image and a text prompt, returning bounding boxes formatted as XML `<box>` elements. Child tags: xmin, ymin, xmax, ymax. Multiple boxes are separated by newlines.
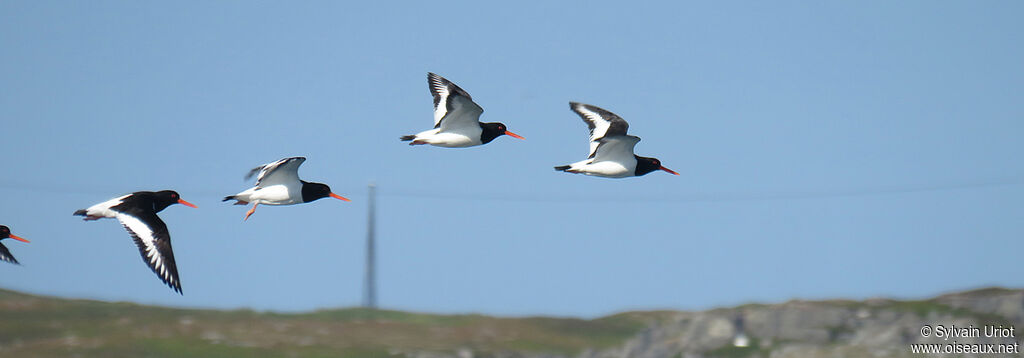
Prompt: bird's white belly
<box><xmin>249</xmin><ymin>185</ymin><xmax>301</xmax><ymax>205</ymax></box>
<box><xmin>417</xmin><ymin>127</ymin><xmax>481</xmax><ymax>147</ymax></box>
<box><xmin>573</xmin><ymin>160</ymin><xmax>635</xmax><ymax>178</ymax></box>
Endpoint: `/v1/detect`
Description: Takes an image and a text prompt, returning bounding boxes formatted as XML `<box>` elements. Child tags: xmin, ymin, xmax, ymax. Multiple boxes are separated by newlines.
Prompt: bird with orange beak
<box><xmin>74</xmin><ymin>190</ymin><xmax>197</xmax><ymax>294</ymax></box>
<box><xmin>223</xmin><ymin>157</ymin><xmax>350</xmax><ymax>221</ymax></box>
<box><xmin>555</xmin><ymin>102</ymin><xmax>679</xmax><ymax>178</ymax></box>
<box><xmin>0</xmin><ymin>225</ymin><xmax>30</xmax><ymax>265</ymax></box>
<box><xmin>400</xmin><ymin>72</ymin><xmax>524</xmax><ymax>147</ymax></box>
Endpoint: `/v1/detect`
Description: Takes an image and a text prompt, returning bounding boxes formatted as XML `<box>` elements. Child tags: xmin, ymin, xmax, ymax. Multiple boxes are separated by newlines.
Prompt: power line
<box><xmin>1</xmin><ymin>176</ymin><xmax>1023</xmax><ymax>204</ymax></box>
<box><xmin>377</xmin><ymin>176</ymin><xmax>1024</xmax><ymax>203</ymax></box>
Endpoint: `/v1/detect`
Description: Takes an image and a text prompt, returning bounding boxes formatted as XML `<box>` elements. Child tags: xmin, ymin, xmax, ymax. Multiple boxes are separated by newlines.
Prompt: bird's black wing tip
<box><xmin>73</xmin><ymin>209</ymin><xmax>87</xmax><ymax>216</ymax></box>
<box><xmin>554</xmin><ymin>165</ymin><xmax>571</xmax><ymax>172</ymax></box>
<box><xmin>161</xmin><ymin>274</ymin><xmax>182</xmax><ymax>294</ymax></box>
<box><xmin>0</xmin><ymin>244</ymin><xmax>20</xmax><ymax>265</ymax></box>
<box><xmin>400</xmin><ymin>135</ymin><xmax>415</xmax><ymax>141</ymax></box>
<box><xmin>244</xmin><ymin>167</ymin><xmax>262</xmax><ymax>181</ymax></box>
<box><xmin>160</xmin><ymin>275</ymin><xmax>182</xmax><ymax>295</ymax></box>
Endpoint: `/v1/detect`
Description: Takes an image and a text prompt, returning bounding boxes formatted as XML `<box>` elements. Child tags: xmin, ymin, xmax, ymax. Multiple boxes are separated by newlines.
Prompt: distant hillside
<box><xmin>0</xmin><ymin>288</ymin><xmax>1021</xmax><ymax>358</ymax></box>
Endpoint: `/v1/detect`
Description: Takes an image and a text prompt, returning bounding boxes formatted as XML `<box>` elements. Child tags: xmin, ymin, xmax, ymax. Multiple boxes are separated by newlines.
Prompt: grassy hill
<box><xmin>3</xmin><ymin>287</ymin><xmax>1022</xmax><ymax>358</ymax></box>
<box><xmin>0</xmin><ymin>289</ymin><xmax>654</xmax><ymax>357</ymax></box>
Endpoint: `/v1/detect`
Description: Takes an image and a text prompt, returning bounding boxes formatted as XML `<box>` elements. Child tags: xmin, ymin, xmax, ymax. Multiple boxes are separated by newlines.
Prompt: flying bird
<box><xmin>0</xmin><ymin>225</ymin><xmax>30</xmax><ymax>265</ymax></box>
<box><xmin>400</xmin><ymin>72</ymin><xmax>524</xmax><ymax>147</ymax></box>
<box><xmin>554</xmin><ymin>102</ymin><xmax>679</xmax><ymax>178</ymax></box>
<box><xmin>223</xmin><ymin>157</ymin><xmax>350</xmax><ymax>221</ymax></box>
<box><xmin>74</xmin><ymin>190</ymin><xmax>197</xmax><ymax>294</ymax></box>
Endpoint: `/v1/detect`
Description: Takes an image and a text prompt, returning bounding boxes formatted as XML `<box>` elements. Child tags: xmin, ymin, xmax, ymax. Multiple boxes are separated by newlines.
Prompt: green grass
<box><xmin>886</xmin><ymin>299</ymin><xmax>1013</xmax><ymax>326</ymax></box>
<box><xmin>3</xmin><ymin>287</ymin><xmax>1018</xmax><ymax>358</ymax></box>
<box><xmin>0</xmin><ymin>288</ymin><xmax>648</xmax><ymax>358</ymax></box>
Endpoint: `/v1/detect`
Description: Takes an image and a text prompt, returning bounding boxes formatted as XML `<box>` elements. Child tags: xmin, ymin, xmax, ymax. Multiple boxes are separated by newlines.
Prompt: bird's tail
<box><xmin>223</xmin><ymin>195</ymin><xmax>249</xmax><ymax>205</ymax></box>
<box><xmin>554</xmin><ymin>165</ymin><xmax>571</xmax><ymax>172</ymax></box>
<box><xmin>73</xmin><ymin>209</ymin><xmax>87</xmax><ymax>216</ymax></box>
<box><xmin>400</xmin><ymin>135</ymin><xmax>416</xmax><ymax>141</ymax></box>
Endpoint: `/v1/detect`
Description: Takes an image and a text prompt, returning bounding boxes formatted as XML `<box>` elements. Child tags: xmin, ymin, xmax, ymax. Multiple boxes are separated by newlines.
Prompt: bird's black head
<box><xmin>153</xmin><ymin>190</ymin><xmax>197</xmax><ymax>212</ymax></box>
<box><xmin>479</xmin><ymin>122</ymin><xmax>524</xmax><ymax>144</ymax></box>
<box><xmin>300</xmin><ymin>181</ymin><xmax>351</xmax><ymax>203</ymax></box>
<box><xmin>0</xmin><ymin>225</ymin><xmax>28</xmax><ymax>243</ymax></box>
<box><xmin>634</xmin><ymin>156</ymin><xmax>680</xmax><ymax>177</ymax></box>
<box><xmin>301</xmin><ymin>181</ymin><xmax>333</xmax><ymax>203</ymax></box>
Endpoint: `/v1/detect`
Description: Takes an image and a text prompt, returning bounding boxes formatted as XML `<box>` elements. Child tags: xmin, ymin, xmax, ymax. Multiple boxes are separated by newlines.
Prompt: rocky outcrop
<box><xmin>403</xmin><ymin>288</ymin><xmax>1024</xmax><ymax>358</ymax></box>
<box><xmin>579</xmin><ymin>288</ymin><xmax>1024</xmax><ymax>358</ymax></box>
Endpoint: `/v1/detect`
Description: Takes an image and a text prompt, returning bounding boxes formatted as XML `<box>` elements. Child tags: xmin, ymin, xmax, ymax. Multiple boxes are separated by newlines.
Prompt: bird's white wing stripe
<box><xmin>254</xmin><ymin>157</ymin><xmax>288</xmax><ymax>183</ymax></box>
<box><xmin>0</xmin><ymin>245</ymin><xmax>17</xmax><ymax>264</ymax></box>
<box><xmin>575</xmin><ymin>105</ymin><xmax>613</xmax><ymax>142</ymax></box>
<box><xmin>85</xmin><ymin>194</ymin><xmax>130</xmax><ymax>218</ymax></box>
<box><xmin>588</xmin><ymin>142</ymin><xmax>601</xmax><ymax>159</ymax></box>
<box><xmin>429</xmin><ymin>73</ymin><xmax>481</xmax><ymax>130</ymax></box>
<box><xmin>570</xmin><ymin>103</ymin><xmax>629</xmax><ymax>158</ymax></box>
<box><xmin>116</xmin><ymin>213</ymin><xmax>175</xmax><ymax>285</ymax></box>
<box><xmin>431</xmin><ymin>80</ymin><xmax>451</xmax><ymax>127</ymax></box>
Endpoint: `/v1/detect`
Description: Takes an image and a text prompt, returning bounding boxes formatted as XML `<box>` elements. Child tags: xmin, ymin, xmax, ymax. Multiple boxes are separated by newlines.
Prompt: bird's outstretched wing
<box><xmin>0</xmin><ymin>243</ymin><xmax>18</xmax><ymax>265</ymax></box>
<box><xmin>429</xmin><ymin>73</ymin><xmax>484</xmax><ymax>131</ymax></box>
<box><xmin>116</xmin><ymin>210</ymin><xmax>182</xmax><ymax>294</ymax></box>
<box><xmin>246</xmin><ymin>157</ymin><xmax>306</xmax><ymax>187</ymax></box>
<box><xmin>569</xmin><ymin>102</ymin><xmax>629</xmax><ymax>158</ymax></box>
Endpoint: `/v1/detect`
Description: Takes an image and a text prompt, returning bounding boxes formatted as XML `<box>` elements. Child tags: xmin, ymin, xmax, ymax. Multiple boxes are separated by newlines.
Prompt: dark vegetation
<box><xmin>0</xmin><ymin>289</ymin><xmax>648</xmax><ymax>357</ymax></box>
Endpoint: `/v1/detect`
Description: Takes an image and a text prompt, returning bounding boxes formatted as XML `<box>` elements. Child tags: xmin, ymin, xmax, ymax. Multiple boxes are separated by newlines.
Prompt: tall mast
<box><xmin>363</xmin><ymin>183</ymin><xmax>377</xmax><ymax>309</ymax></box>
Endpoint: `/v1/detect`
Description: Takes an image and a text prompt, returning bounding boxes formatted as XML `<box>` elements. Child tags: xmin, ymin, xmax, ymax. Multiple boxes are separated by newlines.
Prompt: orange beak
<box><xmin>177</xmin><ymin>199</ymin><xmax>198</xmax><ymax>208</ymax></box>
<box><xmin>660</xmin><ymin>166</ymin><xmax>679</xmax><ymax>175</ymax></box>
<box><xmin>8</xmin><ymin>233</ymin><xmax>29</xmax><ymax>243</ymax></box>
<box><xmin>329</xmin><ymin>193</ymin><xmax>351</xmax><ymax>202</ymax></box>
<box><xmin>504</xmin><ymin>131</ymin><xmax>525</xmax><ymax>140</ymax></box>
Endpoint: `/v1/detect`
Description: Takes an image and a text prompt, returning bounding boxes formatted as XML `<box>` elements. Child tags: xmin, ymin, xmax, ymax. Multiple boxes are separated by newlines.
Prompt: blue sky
<box><xmin>1</xmin><ymin>1</ymin><xmax>1021</xmax><ymax>317</ymax></box>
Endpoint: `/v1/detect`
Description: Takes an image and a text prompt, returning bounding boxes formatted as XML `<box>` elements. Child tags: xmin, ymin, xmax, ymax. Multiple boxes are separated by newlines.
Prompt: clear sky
<box><xmin>1</xmin><ymin>1</ymin><xmax>1021</xmax><ymax>318</ymax></box>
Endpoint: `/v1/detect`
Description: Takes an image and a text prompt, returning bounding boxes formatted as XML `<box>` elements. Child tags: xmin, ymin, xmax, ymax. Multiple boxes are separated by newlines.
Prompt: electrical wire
<box><xmin>6</xmin><ymin>176</ymin><xmax>1019</xmax><ymax>204</ymax></box>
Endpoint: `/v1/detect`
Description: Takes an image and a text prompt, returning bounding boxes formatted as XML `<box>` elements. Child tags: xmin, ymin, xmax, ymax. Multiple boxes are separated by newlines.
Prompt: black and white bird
<box><xmin>0</xmin><ymin>225</ymin><xmax>30</xmax><ymax>265</ymax></box>
<box><xmin>555</xmin><ymin>102</ymin><xmax>679</xmax><ymax>178</ymax></box>
<box><xmin>74</xmin><ymin>190</ymin><xmax>197</xmax><ymax>294</ymax></box>
<box><xmin>400</xmin><ymin>72</ymin><xmax>524</xmax><ymax>147</ymax></box>
<box><xmin>223</xmin><ymin>157</ymin><xmax>350</xmax><ymax>221</ymax></box>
